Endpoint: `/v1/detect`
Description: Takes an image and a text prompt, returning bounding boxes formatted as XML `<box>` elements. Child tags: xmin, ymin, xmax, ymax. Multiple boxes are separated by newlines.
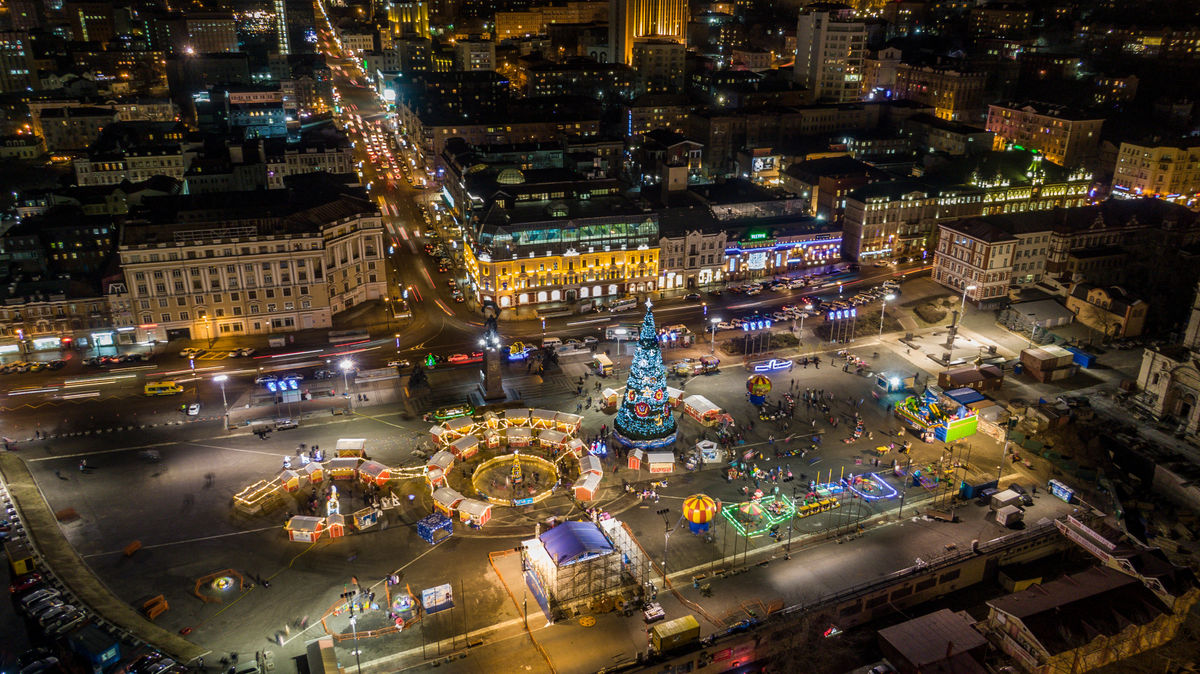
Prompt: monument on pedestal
<box><xmin>479</xmin><ymin>313</ymin><xmax>507</xmax><ymax>400</ymax></box>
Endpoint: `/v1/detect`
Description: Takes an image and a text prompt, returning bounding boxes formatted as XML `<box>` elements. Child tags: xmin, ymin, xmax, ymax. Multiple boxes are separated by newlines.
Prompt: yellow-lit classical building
<box><xmin>461</xmin><ymin>169</ymin><xmax>659</xmax><ymax>313</ymax></box>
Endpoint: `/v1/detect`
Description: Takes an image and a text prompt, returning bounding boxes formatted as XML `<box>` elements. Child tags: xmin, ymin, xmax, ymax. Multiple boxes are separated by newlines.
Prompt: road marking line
<box><xmin>82</xmin><ymin>526</ymin><xmax>279</xmax><ymax>558</ymax></box>
<box><xmin>26</xmin><ymin>441</ymin><xmax>175</xmax><ymax>462</ymax></box>
<box><xmin>565</xmin><ymin>317</ymin><xmax>609</xmax><ymax>325</ymax></box>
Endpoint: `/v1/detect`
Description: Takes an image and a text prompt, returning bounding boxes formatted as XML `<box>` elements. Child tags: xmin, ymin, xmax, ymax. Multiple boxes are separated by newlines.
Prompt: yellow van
<box><xmin>144</xmin><ymin>381</ymin><xmax>184</xmax><ymax>396</ymax></box>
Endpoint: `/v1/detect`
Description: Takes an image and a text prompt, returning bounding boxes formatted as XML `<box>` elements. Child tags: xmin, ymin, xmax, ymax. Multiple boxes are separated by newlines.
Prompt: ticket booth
<box><xmin>628</xmin><ymin>448</ymin><xmax>646</xmax><ymax>471</ymax></box>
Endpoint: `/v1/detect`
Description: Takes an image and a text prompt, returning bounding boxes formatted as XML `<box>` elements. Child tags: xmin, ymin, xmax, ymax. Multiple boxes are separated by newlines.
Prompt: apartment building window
<box><xmin>250</xmin><ymin>305</ymin><xmax>259</xmax><ymax>313</ymax></box>
<box><xmin>179</xmin><ymin>311</ymin><xmax>189</xmax><ymax>320</ymax></box>
<box><xmin>267</xmin><ymin>304</ymin><xmax>277</xmax><ymax>312</ymax></box>
<box><xmin>233</xmin><ymin>307</ymin><xmax>242</xmax><ymax>315</ymax></box>
<box><xmin>160</xmin><ymin>313</ymin><xmax>170</xmax><ymax>322</ymax></box>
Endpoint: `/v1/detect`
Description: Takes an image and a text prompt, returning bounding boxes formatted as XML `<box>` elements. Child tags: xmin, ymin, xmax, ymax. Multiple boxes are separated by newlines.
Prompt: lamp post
<box><xmin>879</xmin><ymin>293</ymin><xmax>896</xmax><ymax>337</ymax></box>
<box><xmin>213</xmin><ymin>374</ymin><xmax>228</xmax><ymax>428</ymax></box>
<box><xmin>1027</xmin><ymin>313</ymin><xmax>1038</xmax><ymax>347</ymax></box>
<box><xmin>959</xmin><ymin>284</ymin><xmax>977</xmax><ymax>320</ymax></box>
<box><xmin>613</xmin><ymin>327</ymin><xmax>627</xmax><ymax>362</ymax></box>
<box><xmin>710</xmin><ymin>317</ymin><xmax>720</xmax><ymax>355</ymax></box>
<box><xmin>340</xmin><ymin>358</ymin><xmax>355</xmax><ymax>409</ymax></box>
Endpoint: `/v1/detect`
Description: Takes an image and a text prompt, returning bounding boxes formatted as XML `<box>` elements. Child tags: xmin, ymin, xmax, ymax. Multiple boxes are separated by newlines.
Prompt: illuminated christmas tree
<box><xmin>612</xmin><ymin>300</ymin><xmax>678</xmax><ymax>449</ymax></box>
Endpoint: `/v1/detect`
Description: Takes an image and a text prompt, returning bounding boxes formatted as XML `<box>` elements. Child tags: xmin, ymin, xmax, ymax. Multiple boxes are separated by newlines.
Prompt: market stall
<box><xmin>457</xmin><ymin>499</ymin><xmax>493</xmax><ymax>528</ymax></box>
<box><xmin>538</xmin><ymin>429</ymin><xmax>568</xmax><ymax>452</ymax></box>
<box><xmin>554</xmin><ymin>412</ymin><xmax>583</xmax><ymax>434</ymax></box>
<box><xmin>482</xmin><ymin>410</ymin><xmax>501</xmax><ymax>430</ymax></box>
<box><xmin>504</xmin><ymin>408</ymin><xmax>531</xmax><ymax>427</ymax></box>
<box><xmin>483</xmin><ymin>429</ymin><xmax>501</xmax><ymax>449</ymax></box>
<box><xmin>579</xmin><ymin>454</ymin><xmax>603</xmax><ymax>476</ymax></box>
<box><xmin>426</xmin><ymin>467</ymin><xmax>446</xmax><ymax>489</ymax></box>
<box><xmin>432</xmin><ymin>486</ymin><xmax>465</xmax><ymax>516</ymax></box>
<box><xmin>573</xmin><ymin>473</ymin><xmax>602</xmax><ymax>501</ymax></box>
<box><xmin>303</xmin><ymin>461</ymin><xmax>324</xmax><ymax>485</ymax></box>
<box><xmin>326</xmin><ymin>457</ymin><xmax>363</xmax><ymax>480</ymax></box>
<box><xmin>506</xmin><ymin>426</ymin><xmax>533</xmax><ymax>448</ymax></box>
<box><xmin>450</xmin><ymin>435</ymin><xmax>480</xmax><ymax>460</ymax></box>
<box><xmin>326</xmin><ymin>514</ymin><xmax>346</xmax><ymax>538</ymax></box>
<box><xmin>563</xmin><ymin>438</ymin><xmax>586</xmax><ymax>459</ymax></box>
<box><xmin>277</xmin><ymin>469</ymin><xmax>304</xmax><ymax>493</ymax></box>
<box><xmin>666</xmin><ymin>386</ymin><xmax>684</xmax><ymax>408</ymax></box>
<box><xmin>427</xmin><ymin>450</ymin><xmax>456</xmax><ymax>474</ymax></box>
<box><xmin>429</xmin><ymin>425</ymin><xmax>450</xmax><ymax>446</ymax></box>
<box><xmin>358</xmin><ymin>460</ymin><xmax>392</xmax><ymax>487</ymax></box>
<box><xmin>285</xmin><ymin>515</ymin><xmax>325</xmax><ymax>542</ymax></box>
<box><xmin>335</xmin><ymin>438</ymin><xmax>367</xmax><ymax>458</ymax></box>
<box><xmin>444</xmin><ymin>416</ymin><xmax>476</xmax><ymax>439</ymax></box>
<box><xmin>352</xmin><ymin>507</ymin><xmax>380</xmax><ymax>530</ymax></box>
<box><xmin>531</xmin><ymin>409</ymin><xmax>558</xmax><ymax>430</ymax></box>
<box><xmin>646</xmin><ymin>451</ymin><xmax>676</xmax><ymax>473</ymax></box>
<box><xmin>683</xmin><ymin>395</ymin><xmax>722</xmax><ymax>426</ymax></box>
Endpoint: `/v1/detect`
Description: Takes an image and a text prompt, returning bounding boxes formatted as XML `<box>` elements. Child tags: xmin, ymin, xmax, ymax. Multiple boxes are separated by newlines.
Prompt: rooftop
<box><xmin>878</xmin><ymin>608</ymin><xmax>987</xmax><ymax>671</ymax></box>
<box><xmin>988</xmin><ymin>566</ymin><xmax>1170</xmax><ymax>656</ymax></box>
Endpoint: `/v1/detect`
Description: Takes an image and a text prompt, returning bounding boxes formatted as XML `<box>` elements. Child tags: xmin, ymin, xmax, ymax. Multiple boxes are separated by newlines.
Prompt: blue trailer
<box><xmin>959</xmin><ymin>478</ymin><xmax>999</xmax><ymax>501</ymax></box>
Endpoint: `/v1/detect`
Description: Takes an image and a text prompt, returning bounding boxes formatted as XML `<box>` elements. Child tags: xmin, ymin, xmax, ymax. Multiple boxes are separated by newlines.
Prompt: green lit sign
<box><xmin>748</xmin><ymin>231</ymin><xmax>769</xmax><ymax>241</ymax></box>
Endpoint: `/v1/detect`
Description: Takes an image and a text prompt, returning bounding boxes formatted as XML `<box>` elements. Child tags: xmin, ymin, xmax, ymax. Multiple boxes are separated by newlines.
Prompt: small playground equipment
<box><xmin>893</xmin><ymin>389</ymin><xmax>978</xmax><ymax>443</ymax></box>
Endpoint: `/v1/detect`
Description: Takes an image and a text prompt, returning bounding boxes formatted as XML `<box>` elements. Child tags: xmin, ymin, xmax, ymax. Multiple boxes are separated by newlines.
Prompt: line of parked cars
<box><xmin>0</xmin><ymin>360</ymin><xmax>67</xmax><ymax>374</ymax></box>
<box><xmin>82</xmin><ymin>353</ymin><xmax>151</xmax><ymax>367</ymax></box>
<box><xmin>5</xmin><ymin>485</ymin><xmax>190</xmax><ymax>674</ymax></box>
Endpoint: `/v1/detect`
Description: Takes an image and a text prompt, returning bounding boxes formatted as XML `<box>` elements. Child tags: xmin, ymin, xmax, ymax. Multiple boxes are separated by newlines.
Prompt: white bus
<box><xmin>608</xmin><ymin>297</ymin><xmax>639</xmax><ymax>313</ymax></box>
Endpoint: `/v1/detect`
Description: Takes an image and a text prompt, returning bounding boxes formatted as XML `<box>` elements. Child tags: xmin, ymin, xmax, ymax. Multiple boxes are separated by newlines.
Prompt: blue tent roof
<box><xmin>539</xmin><ymin>521</ymin><xmax>613</xmax><ymax>567</ymax></box>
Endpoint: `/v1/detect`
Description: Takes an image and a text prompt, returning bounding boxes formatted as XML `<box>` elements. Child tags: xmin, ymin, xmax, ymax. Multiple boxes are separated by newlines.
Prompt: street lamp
<box><xmin>213</xmin><ymin>374</ymin><xmax>228</xmax><ymax>427</ymax></box>
<box><xmin>340</xmin><ymin>358</ymin><xmax>355</xmax><ymax>409</ymax></box>
<box><xmin>879</xmin><ymin>293</ymin><xmax>896</xmax><ymax>337</ymax></box>
<box><xmin>709</xmin><ymin>317</ymin><xmax>720</xmax><ymax>355</ymax></box>
<box><xmin>613</xmin><ymin>327</ymin><xmax>628</xmax><ymax>361</ymax></box>
<box><xmin>958</xmin><ymin>284</ymin><xmax>977</xmax><ymax>323</ymax></box>
<box><xmin>1027</xmin><ymin>313</ymin><xmax>1038</xmax><ymax>347</ymax></box>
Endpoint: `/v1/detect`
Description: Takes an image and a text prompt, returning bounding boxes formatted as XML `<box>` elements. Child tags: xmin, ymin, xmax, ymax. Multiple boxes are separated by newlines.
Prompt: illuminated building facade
<box><xmin>609</xmin><ymin>0</ymin><xmax>689</xmax><ymax>65</ymax></box>
<box><xmin>461</xmin><ymin>171</ymin><xmax>660</xmax><ymax>311</ymax></box>
<box><xmin>390</xmin><ymin>0</ymin><xmax>430</xmax><ymax>38</ymax></box>
<box><xmin>1112</xmin><ymin>139</ymin><xmax>1200</xmax><ymax>207</ymax></box>
<box><xmin>843</xmin><ymin>150</ymin><xmax>1093</xmax><ymax>261</ymax></box>
<box><xmin>985</xmin><ymin>101</ymin><xmax>1105</xmax><ymax>168</ymax></box>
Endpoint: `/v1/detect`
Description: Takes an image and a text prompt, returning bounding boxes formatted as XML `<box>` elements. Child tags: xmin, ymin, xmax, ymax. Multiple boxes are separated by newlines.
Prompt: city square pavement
<box><xmin>9</xmin><ymin>316</ymin><xmax>1070</xmax><ymax>666</ymax></box>
<box><xmin>6</xmin><ymin>282</ymin><xmax>1125</xmax><ymax>672</ymax></box>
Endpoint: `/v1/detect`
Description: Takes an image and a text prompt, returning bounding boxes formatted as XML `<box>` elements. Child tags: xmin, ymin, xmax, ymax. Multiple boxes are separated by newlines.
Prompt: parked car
<box><xmin>254</xmin><ymin>374</ymin><xmax>277</xmax><ymax>385</ymax></box>
<box><xmin>10</xmin><ymin>572</ymin><xmax>43</xmax><ymax>594</ymax></box>
<box><xmin>47</xmin><ymin>360</ymin><xmax>66</xmax><ymax>370</ymax></box>
<box><xmin>583</xmin><ymin>336</ymin><xmax>598</xmax><ymax>345</ymax></box>
<box><xmin>683</xmin><ymin>292</ymin><xmax>701</xmax><ymax>300</ymax></box>
<box><xmin>1008</xmin><ymin>484</ymin><xmax>1034</xmax><ymax>506</ymax></box>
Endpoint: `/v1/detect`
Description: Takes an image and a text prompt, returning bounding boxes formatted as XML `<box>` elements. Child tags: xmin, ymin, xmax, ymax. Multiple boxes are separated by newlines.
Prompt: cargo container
<box><xmin>995</xmin><ymin>504</ymin><xmax>1023</xmax><ymax>527</ymax></box>
<box><xmin>651</xmin><ymin>614</ymin><xmax>700</xmax><ymax>653</ymax></box>
<box><xmin>990</xmin><ymin>489</ymin><xmax>1021</xmax><ymax>510</ymax></box>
